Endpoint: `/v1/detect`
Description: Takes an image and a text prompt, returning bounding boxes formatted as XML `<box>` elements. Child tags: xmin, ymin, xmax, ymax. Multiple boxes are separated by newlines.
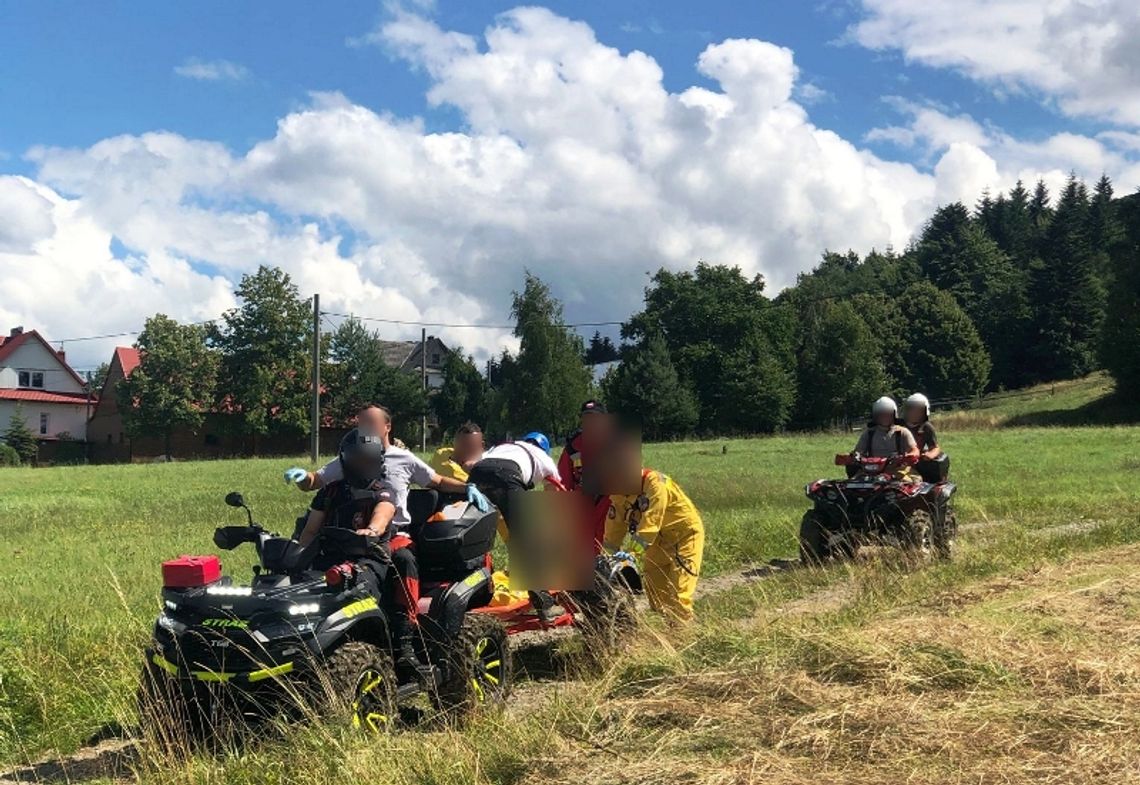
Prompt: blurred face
<box><xmin>580</xmin><ymin>411</ymin><xmax>613</xmax><ymax>447</ymax></box>
<box><xmin>600</xmin><ymin>431</ymin><xmax>643</xmax><ymax>496</ymax></box>
<box><xmin>904</xmin><ymin>403</ymin><xmax>924</xmax><ymax>424</ymax></box>
<box><xmin>874</xmin><ymin>409</ymin><xmax>895</xmax><ymax>427</ymax></box>
<box><xmin>357</xmin><ymin>407</ymin><xmax>392</xmax><ymax>445</ymax></box>
<box><xmin>453</xmin><ymin>430</ymin><xmax>484</xmax><ymax>463</ymax></box>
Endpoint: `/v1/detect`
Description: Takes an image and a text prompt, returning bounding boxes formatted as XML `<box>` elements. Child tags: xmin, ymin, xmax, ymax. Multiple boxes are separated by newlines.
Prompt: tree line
<box><xmin>115</xmin><ymin>172</ymin><xmax>1140</xmax><ymax>450</ymax></box>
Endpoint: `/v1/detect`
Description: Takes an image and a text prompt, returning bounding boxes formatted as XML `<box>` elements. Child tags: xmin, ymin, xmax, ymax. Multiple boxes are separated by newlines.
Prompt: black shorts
<box><xmin>468</xmin><ymin>459</ymin><xmax>529</xmax><ymax>527</ymax></box>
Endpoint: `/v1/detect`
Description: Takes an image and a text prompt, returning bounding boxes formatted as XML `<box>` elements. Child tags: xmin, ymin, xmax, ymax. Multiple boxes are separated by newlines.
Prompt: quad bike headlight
<box><xmin>288</xmin><ymin>603</ymin><xmax>320</xmax><ymax>616</ymax></box>
<box><xmin>206</xmin><ymin>586</ymin><xmax>253</xmax><ymax>597</ymax></box>
<box><xmin>157</xmin><ymin>612</ymin><xmax>186</xmax><ymax>633</ymax></box>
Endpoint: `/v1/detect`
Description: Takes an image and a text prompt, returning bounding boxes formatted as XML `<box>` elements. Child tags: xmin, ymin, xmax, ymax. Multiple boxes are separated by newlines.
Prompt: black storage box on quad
<box><xmin>414</xmin><ymin>506</ymin><xmax>498</xmax><ymax>582</ymax></box>
<box><xmin>918</xmin><ymin>453</ymin><xmax>950</xmax><ymax>483</ymax></box>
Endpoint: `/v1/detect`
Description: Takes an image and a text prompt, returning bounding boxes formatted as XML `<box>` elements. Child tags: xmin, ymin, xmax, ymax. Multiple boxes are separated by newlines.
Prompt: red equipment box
<box><xmin>162</xmin><ymin>555</ymin><xmax>222</xmax><ymax>588</ymax></box>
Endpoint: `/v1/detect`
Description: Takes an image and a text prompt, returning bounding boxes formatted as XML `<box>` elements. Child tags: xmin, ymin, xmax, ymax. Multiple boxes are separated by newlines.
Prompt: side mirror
<box><xmin>225</xmin><ymin>492</ymin><xmax>245</xmax><ymax>508</ymax></box>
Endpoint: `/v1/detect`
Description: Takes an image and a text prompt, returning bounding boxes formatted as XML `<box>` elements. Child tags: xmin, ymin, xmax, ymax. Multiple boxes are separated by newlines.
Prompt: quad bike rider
<box><xmin>139</xmin><ymin>442</ymin><xmax>512</xmax><ymax>743</ymax></box>
<box><xmin>295</xmin><ymin>429</ymin><xmax>420</xmax><ymax>675</ymax></box>
<box><xmin>902</xmin><ymin>393</ymin><xmax>951</xmax><ymax>484</ymax></box>
<box><xmin>799</xmin><ymin>396</ymin><xmax>958</xmax><ymax>563</ymax></box>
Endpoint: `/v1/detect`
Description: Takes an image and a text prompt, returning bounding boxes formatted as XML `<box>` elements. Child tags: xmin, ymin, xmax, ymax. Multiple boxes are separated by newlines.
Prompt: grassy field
<box><xmin>1</xmin><ymin>419</ymin><xmax>1139</xmax><ymax>783</ymax></box>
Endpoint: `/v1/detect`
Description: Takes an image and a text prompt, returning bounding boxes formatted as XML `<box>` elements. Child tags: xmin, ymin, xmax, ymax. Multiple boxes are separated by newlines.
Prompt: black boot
<box><xmin>530</xmin><ymin>591</ymin><xmax>567</xmax><ymax>623</ymax></box>
<box><xmin>391</xmin><ymin>613</ymin><xmax>423</xmax><ymax>674</ymax></box>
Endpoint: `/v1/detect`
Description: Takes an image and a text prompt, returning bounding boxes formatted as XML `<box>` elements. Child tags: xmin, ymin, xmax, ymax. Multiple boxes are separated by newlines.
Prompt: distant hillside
<box><xmin>935</xmin><ymin>372</ymin><xmax>1137</xmax><ymax>429</ymax></box>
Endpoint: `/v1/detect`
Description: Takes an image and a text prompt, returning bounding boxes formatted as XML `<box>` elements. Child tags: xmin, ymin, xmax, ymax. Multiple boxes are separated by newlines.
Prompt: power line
<box><xmin>319</xmin><ymin>311</ymin><xmax>624</xmax><ymax>330</ymax></box>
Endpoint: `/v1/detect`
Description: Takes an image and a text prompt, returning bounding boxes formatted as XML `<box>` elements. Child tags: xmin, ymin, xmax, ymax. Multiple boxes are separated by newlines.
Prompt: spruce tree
<box><xmin>1101</xmin><ymin>217</ymin><xmax>1140</xmax><ymax>396</ymax></box>
<box><xmin>602</xmin><ymin>332</ymin><xmax>698</xmax><ymax>440</ymax></box>
<box><xmin>432</xmin><ymin>349</ymin><xmax>488</xmax><ymax>435</ymax></box>
<box><xmin>324</xmin><ymin>318</ymin><xmax>427</xmax><ymax>432</ymax></box>
<box><xmin>1029</xmin><ymin>175</ymin><xmax>1105</xmax><ymax>380</ymax></box>
<box><xmin>914</xmin><ymin>203</ymin><xmax>1031</xmax><ymax>389</ymax></box>
<box><xmin>2</xmin><ymin>406</ymin><xmax>38</xmax><ymax>464</ymax></box>
<box><xmin>500</xmin><ymin>273</ymin><xmax>592</xmax><ymax>438</ymax></box>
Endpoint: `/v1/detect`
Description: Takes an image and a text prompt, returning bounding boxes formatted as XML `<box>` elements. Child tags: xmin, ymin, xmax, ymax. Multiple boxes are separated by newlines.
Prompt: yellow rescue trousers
<box><xmin>607</xmin><ymin>469</ymin><xmax>705</xmax><ymax>623</ymax></box>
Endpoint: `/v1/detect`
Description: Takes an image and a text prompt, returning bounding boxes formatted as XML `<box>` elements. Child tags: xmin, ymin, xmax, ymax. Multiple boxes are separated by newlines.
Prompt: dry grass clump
<box><xmin>509</xmin><ymin>545</ymin><xmax>1140</xmax><ymax>785</ymax></box>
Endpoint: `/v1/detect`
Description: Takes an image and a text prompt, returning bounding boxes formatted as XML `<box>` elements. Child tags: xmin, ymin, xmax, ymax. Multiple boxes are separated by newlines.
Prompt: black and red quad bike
<box><xmin>799</xmin><ymin>453</ymin><xmax>958</xmax><ymax>564</ymax></box>
<box><xmin>139</xmin><ymin>489</ymin><xmax>639</xmax><ymax>745</ymax></box>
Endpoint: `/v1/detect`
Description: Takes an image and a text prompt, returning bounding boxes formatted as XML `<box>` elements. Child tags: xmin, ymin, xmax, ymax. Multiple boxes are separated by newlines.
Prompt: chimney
<box><xmin>57</xmin><ymin>349</ymin><xmax>66</xmax><ymax>362</ymax></box>
<box><xmin>9</xmin><ymin>326</ymin><xmax>23</xmax><ymax>337</ymax></box>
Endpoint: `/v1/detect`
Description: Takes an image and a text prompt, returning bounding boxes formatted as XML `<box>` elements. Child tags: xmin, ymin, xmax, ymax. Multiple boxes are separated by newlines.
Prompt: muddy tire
<box><xmin>580</xmin><ymin>585</ymin><xmax>639</xmax><ymax>661</ymax></box>
<box><xmin>902</xmin><ymin>510</ymin><xmax>934</xmax><ymax>561</ymax></box>
<box><xmin>434</xmin><ymin>613</ymin><xmax>511</xmax><ymax>720</ymax></box>
<box><xmin>933</xmin><ymin>509</ymin><xmax>957</xmax><ymax>561</ymax></box>
<box><xmin>321</xmin><ymin>641</ymin><xmax>399</xmax><ymax>734</ymax></box>
<box><xmin>799</xmin><ymin>511</ymin><xmax>854</xmax><ymax>564</ymax></box>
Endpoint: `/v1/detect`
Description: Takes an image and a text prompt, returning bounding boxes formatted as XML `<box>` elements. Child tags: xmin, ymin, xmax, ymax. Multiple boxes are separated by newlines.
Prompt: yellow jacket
<box><xmin>606</xmin><ymin>469</ymin><xmax>702</xmax><ymax>551</ymax></box>
<box><xmin>430</xmin><ymin>447</ymin><xmax>469</xmax><ymax>483</ymax></box>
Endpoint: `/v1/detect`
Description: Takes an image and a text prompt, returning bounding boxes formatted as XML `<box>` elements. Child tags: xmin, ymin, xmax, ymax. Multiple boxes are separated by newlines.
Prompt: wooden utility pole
<box><xmin>310</xmin><ymin>293</ymin><xmax>320</xmax><ymax>464</ymax></box>
<box><xmin>420</xmin><ymin>327</ymin><xmax>427</xmax><ymax>452</ymax></box>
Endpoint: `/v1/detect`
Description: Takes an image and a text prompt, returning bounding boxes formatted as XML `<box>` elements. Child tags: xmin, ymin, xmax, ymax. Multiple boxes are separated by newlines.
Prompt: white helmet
<box><xmin>904</xmin><ymin>392</ymin><xmax>930</xmax><ymax>419</ymax></box>
<box><xmin>871</xmin><ymin>396</ymin><xmax>898</xmax><ymax>418</ymax></box>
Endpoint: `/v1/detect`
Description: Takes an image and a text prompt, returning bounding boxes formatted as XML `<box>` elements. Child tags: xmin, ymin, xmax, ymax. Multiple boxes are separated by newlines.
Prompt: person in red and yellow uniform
<box><xmin>605</xmin><ymin>455</ymin><xmax>705</xmax><ymax>624</ymax></box>
<box><xmin>558</xmin><ymin>400</ymin><xmax>614</xmax><ymax>554</ymax></box>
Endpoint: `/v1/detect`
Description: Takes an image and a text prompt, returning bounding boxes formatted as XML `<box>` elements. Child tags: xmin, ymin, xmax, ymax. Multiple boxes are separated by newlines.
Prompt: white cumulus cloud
<box><xmin>851</xmin><ymin>0</ymin><xmax>1140</xmax><ymax>128</ymax></box>
<box><xmin>3</xmin><ymin>6</ymin><xmax>1138</xmax><ymax>373</ymax></box>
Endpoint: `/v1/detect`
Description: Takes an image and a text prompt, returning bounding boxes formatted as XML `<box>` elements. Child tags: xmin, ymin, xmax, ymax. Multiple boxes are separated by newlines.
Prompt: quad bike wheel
<box><xmin>901</xmin><ymin>510</ymin><xmax>934</xmax><ymax>561</ymax></box>
<box><xmin>322</xmin><ymin>641</ymin><xmax>399</xmax><ymax>734</ymax></box>
<box><xmin>137</xmin><ymin>660</ymin><xmax>228</xmax><ymax>752</ymax></box>
<box><xmin>799</xmin><ymin>511</ymin><xmax>856</xmax><ymax>565</ymax></box>
<box><xmin>580</xmin><ymin>584</ymin><xmax>639</xmax><ymax>661</ymax></box>
<box><xmin>434</xmin><ymin>613</ymin><xmax>512</xmax><ymax>719</ymax></box>
<box><xmin>933</xmin><ymin>509</ymin><xmax>957</xmax><ymax>561</ymax></box>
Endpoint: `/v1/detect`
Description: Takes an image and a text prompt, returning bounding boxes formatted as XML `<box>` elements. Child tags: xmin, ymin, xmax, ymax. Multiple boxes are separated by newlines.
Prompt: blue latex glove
<box><xmin>284</xmin><ymin>467</ymin><xmax>308</xmax><ymax>485</ymax></box>
<box><xmin>466</xmin><ymin>484</ymin><xmax>491</xmax><ymax>513</ymax></box>
<box><xmin>611</xmin><ymin>550</ymin><xmax>633</xmax><ymax>563</ymax></box>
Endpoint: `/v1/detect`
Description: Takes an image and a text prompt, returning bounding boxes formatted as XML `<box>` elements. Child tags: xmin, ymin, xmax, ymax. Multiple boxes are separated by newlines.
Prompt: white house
<box><xmin>0</xmin><ymin>327</ymin><xmax>92</xmax><ymax>442</ymax></box>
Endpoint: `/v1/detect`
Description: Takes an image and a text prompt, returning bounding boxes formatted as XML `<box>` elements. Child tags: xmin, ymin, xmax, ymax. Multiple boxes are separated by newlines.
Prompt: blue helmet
<box><xmin>522</xmin><ymin>431</ymin><xmax>551</xmax><ymax>454</ymax></box>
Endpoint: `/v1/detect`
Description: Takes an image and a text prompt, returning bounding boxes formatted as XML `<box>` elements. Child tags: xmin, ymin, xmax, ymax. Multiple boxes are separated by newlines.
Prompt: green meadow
<box><xmin>1</xmin><ymin>408</ymin><xmax>1139</xmax><ymax>783</ymax></box>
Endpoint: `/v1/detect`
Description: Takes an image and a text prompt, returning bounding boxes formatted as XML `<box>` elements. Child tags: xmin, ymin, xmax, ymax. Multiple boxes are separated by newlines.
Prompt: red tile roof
<box><xmin>0</xmin><ymin>329</ymin><xmax>88</xmax><ymax>389</ymax></box>
<box><xmin>115</xmin><ymin>346</ymin><xmax>141</xmax><ymax>377</ymax></box>
<box><xmin>0</xmin><ymin>389</ymin><xmax>91</xmax><ymax>405</ymax></box>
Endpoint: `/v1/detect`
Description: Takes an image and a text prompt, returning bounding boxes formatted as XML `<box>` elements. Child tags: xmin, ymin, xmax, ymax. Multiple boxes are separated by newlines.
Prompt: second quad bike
<box><xmin>799</xmin><ymin>453</ymin><xmax>958</xmax><ymax>563</ymax></box>
<box><xmin>139</xmin><ymin>488</ymin><xmax>640</xmax><ymax>744</ymax></box>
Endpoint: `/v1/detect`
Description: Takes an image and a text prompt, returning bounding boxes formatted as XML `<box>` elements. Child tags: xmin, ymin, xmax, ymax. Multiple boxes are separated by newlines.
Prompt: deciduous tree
<box><xmin>118</xmin><ymin>315</ymin><xmax>218</xmax><ymax>457</ymax></box>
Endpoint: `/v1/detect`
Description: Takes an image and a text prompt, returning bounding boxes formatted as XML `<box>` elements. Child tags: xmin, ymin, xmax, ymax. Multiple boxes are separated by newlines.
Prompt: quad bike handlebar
<box><xmin>216</xmin><ymin>491</ymin><xmax>382</xmax><ymax>574</ymax></box>
<box><xmin>835</xmin><ymin>452</ymin><xmax>918</xmax><ymax>475</ymax></box>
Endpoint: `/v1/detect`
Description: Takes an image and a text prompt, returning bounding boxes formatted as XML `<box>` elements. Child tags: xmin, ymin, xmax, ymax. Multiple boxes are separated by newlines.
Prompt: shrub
<box><xmin>0</xmin><ymin>443</ymin><xmax>20</xmax><ymax>466</ymax></box>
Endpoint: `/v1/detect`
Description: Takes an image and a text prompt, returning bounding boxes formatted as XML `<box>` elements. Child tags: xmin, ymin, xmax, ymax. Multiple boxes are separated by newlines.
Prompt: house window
<box><xmin>431</xmin><ymin>353</ymin><xmax>441</xmax><ymax>365</ymax></box>
<box><xmin>39</xmin><ymin>413</ymin><xmax>49</xmax><ymax>436</ymax></box>
<box><xmin>16</xmin><ymin>371</ymin><xmax>44</xmax><ymax>388</ymax></box>
<box><xmin>106</xmin><ymin>434</ymin><xmax>112</xmax><ymax>444</ymax></box>
<box><xmin>119</xmin><ymin>432</ymin><xmax>125</xmax><ymax>444</ymax></box>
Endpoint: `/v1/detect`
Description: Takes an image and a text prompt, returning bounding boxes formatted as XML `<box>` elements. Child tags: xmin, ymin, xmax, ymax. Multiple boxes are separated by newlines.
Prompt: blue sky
<box><xmin>2</xmin><ymin>1</ymin><xmax>1138</xmax><ymax>371</ymax></box>
<box><xmin>0</xmin><ymin>1</ymin><xmax>1099</xmax><ymax>173</ymax></box>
